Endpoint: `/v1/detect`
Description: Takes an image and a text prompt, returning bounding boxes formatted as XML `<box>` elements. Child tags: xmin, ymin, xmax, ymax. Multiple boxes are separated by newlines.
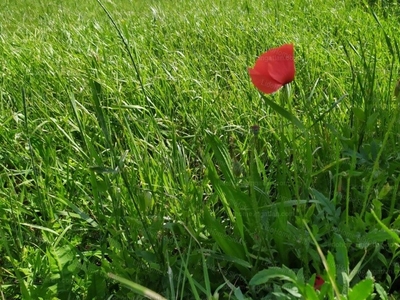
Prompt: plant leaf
<box><xmin>348</xmin><ymin>278</ymin><xmax>374</xmax><ymax>300</ymax></box>
<box><xmin>249</xmin><ymin>266</ymin><xmax>297</xmax><ymax>286</ymax></box>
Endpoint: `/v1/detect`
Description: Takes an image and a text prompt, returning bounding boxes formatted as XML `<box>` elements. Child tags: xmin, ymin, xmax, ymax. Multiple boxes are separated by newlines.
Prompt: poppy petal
<box><xmin>248</xmin><ymin>68</ymin><xmax>283</xmax><ymax>94</ymax></box>
<box><xmin>249</xmin><ymin>44</ymin><xmax>295</xmax><ymax>94</ymax></box>
<box><xmin>314</xmin><ymin>275</ymin><xmax>325</xmax><ymax>290</ymax></box>
<box><xmin>262</xmin><ymin>44</ymin><xmax>295</xmax><ymax>85</ymax></box>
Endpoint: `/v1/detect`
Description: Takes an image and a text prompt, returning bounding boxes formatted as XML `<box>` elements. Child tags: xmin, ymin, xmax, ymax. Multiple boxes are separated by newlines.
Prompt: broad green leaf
<box><xmin>282</xmin><ymin>283</ymin><xmax>302</xmax><ymax>297</ymax></box>
<box><xmin>47</xmin><ymin>245</ymin><xmax>76</xmax><ymax>278</ymax></box>
<box><xmin>304</xmin><ymin>284</ymin><xmax>319</xmax><ymax>300</ymax></box>
<box><xmin>341</xmin><ymin>272</ymin><xmax>350</xmax><ymax>296</ymax></box>
<box><xmin>233</xmin><ymin>287</ymin><xmax>247</xmax><ymax>300</ymax></box>
<box><xmin>371</xmin><ymin>210</ymin><xmax>400</xmax><ymax>243</ymax></box>
<box><xmin>296</xmin><ymin>268</ymin><xmax>305</xmax><ymax>284</ymax></box>
<box><xmin>333</xmin><ymin>233</ymin><xmax>349</xmax><ymax>292</ymax></box>
<box><xmin>334</xmin><ymin>233</ymin><xmax>349</xmax><ymax>274</ymax></box>
<box><xmin>377</xmin><ymin>252</ymin><xmax>389</xmax><ymax>268</ymax></box>
<box><xmin>348</xmin><ymin>278</ymin><xmax>374</xmax><ymax>300</ymax></box>
<box><xmin>87</xmin><ymin>269</ymin><xmax>106</xmax><ymax>299</ymax></box>
<box><xmin>326</xmin><ymin>252</ymin><xmax>336</xmax><ymax>284</ymax></box>
<box><xmin>249</xmin><ymin>266</ymin><xmax>297</xmax><ymax>286</ymax></box>
<box><xmin>356</xmin><ymin>229</ymin><xmax>391</xmax><ymax>249</ymax></box>
<box><xmin>374</xmin><ymin>282</ymin><xmax>389</xmax><ymax>300</ymax></box>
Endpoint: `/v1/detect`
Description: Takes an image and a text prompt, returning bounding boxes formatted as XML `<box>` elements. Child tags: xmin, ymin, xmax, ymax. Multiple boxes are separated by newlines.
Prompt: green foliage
<box><xmin>1</xmin><ymin>0</ymin><xmax>400</xmax><ymax>299</ymax></box>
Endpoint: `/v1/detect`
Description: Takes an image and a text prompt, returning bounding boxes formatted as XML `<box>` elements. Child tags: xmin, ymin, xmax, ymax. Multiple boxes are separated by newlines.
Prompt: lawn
<box><xmin>1</xmin><ymin>0</ymin><xmax>400</xmax><ymax>299</ymax></box>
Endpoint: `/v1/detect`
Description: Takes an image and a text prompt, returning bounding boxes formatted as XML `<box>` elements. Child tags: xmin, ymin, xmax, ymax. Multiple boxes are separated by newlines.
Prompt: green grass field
<box><xmin>2</xmin><ymin>0</ymin><xmax>400</xmax><ymax>299</ymax></box>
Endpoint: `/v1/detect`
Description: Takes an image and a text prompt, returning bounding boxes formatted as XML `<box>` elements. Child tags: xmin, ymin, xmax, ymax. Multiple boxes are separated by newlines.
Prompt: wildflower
<box><xmin>248</xmin><ymin>44</ymin><xmax>295</xmax><ymax>94</ymax></box>
<box><xmin>314</xmin><ymin>275</ymin><xmax>325</xmax><ymax>290</ymax></box>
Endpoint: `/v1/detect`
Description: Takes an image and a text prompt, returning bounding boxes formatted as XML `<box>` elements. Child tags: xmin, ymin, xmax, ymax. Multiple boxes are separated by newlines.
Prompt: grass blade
<box><xmin>107</xmin><ymin>273</ymin><xmax>167</xmax><ymax>300</ymax></box>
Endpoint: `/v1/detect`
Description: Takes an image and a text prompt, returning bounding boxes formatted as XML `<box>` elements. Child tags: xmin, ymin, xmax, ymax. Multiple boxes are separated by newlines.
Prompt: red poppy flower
<box><xmin>248</xmin><ymin>43</ymin><xmax>295</xmax><ymax>94</ymax></box>
<box><xmin>314</xmin><ymin>275</ymin><xmax>325</xmax><ymax>290</ymax></box>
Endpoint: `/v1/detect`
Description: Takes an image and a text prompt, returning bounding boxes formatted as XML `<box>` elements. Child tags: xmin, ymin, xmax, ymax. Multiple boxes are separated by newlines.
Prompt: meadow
<box><xmin>1</xmin><ymin>0</ymin><xmax>400</xmax><ymax>299</ymax></box>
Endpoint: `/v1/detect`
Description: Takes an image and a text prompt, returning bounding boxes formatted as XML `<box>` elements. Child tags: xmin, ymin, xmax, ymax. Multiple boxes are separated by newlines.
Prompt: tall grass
<box><xmin>1</xmin><ymin>0</ymin><xmax>400</xmax><ymax>298</ymax></box>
